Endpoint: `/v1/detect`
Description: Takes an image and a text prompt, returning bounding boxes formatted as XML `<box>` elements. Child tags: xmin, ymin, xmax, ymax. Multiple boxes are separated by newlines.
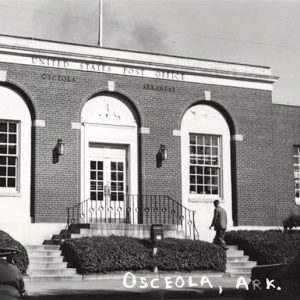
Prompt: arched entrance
<box><xmin>81</xmin><ymin>93</ymin><xmax>139</xmax><ymax>223</ymax></box>
<box><xmin>181</xmin><ymin>103</ymin><xmax>233</xmax><ymax>241</ymax></box>
<box><xmin>0</xmin><ymin>86</ymin><xmax>32</xmax><ymax>223</ymax></box>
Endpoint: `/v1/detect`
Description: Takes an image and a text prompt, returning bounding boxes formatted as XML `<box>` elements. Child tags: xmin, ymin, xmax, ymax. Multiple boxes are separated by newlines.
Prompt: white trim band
<box><xmin>173</xmin><ymin>129</ymin><xmax>181</xmax><ymax>137</ymax></box>
<box><xmin>139</xmin><ymin>127</ymin><xmax>150</xmax><ymax>134</ymax></box>
<box><xmin>0</xmin><ymin>53</ymin><xmax>275</xmax><ymax>91</ymax></box>
<box><xmin>0</xmin><ymin>70</ymin><xmax>7</xmax><ymax>82</ymax></box>
<box><xmin>71</xmin><ymin>122</ymin><xmax>81</xmax><ymax>129</ymax></box>
<box><xmin>33</xmin><ymin>120</ymin><xmax>45</xmax><ymax>127</ymax></box>
<box><xmin>0</xmin><ymin>34</ymin><xmax>278</xmax><ymax>91</ymax></box>
<box><xmin>108</xmin><ymin>81</ymin><xmax>115</xmax><ymax>92</ymax></box>
<box><xmin>232</xmin><ymin>134</ymin><xmax>244</xmax><ymax>141</ymax></box>
<box><xmin>204</xmin><ymin>90</ymin><xmax>211</xmax><ymax>101</ymax></box>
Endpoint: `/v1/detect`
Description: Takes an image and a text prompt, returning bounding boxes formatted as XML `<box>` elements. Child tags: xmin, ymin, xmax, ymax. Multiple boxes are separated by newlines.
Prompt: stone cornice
<box><xmin>0</xmin><ymin>35</ymin><xmax>279</xmax><ymax>90</ymax></box>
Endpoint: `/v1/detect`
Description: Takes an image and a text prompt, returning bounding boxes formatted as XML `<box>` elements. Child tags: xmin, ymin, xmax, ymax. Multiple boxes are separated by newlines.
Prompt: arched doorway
<box><xmin>181</xmin><ymin>104</ymin><xmax>232</xmax><ymax>241</ymax></box>
<box><xmin>0</xmin><ymin>86</ymin><xmax>32</xmax><ymax>223</ymax></box>
<box><xmin>81</xmin><ymin>93</ymin><xmax>139</xmax><ymax>223</ymax></box>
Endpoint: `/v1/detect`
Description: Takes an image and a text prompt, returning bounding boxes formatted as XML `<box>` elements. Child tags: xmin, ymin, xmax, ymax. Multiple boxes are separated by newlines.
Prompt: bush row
<box><xmin>62</xmin><ymin>236</ymin><xmax>226</xmax><ymax>274</ymax></box>
<box><xmin>283</xmin><ymin>214</ymin><xmax>300</xmax><ymax>231</ymax></box>
<box><xmin>0</xmin><ymin>230</ymin><xmax>29</xmax><ymax>275</ymax></box>
<box><xmin>153</xmin><ymin>238</ymin><xmax>226</xmax><ymax>272</ymax></box>
<box><xmin>225</xmin><ymin>230</ymin><xmax>300</xmax><ymax>265</ymax></box>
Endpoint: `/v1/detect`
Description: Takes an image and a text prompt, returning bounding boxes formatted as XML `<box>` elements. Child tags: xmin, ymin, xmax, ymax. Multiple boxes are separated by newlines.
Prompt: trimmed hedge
<box><xmin>153</xmin><ymin>238</ymin><xmax>226</xmax><ymax>272</ymax></box>
<box><xmin>62</xmin><ymin>236</ymin><xmax>153</xmax><ymax>273</ymax></box>
<box><xmin>62</xmin><ymin>236</ymin><xmax>226</xmax><ymax>274</ymax></box>
<box><xmin>283</xmin><ymin>214</ymin><xmax>300</xmax><ymax>231</ymax></box>
<box><xmin>225</xmin><ymin>230</ymin><xmax>300</xmax><ymax>265</ymax></box>
<box><xmin>0</xmin><ymin>230</ymin><xmax>29</xmax><ymax>275</ymax></box>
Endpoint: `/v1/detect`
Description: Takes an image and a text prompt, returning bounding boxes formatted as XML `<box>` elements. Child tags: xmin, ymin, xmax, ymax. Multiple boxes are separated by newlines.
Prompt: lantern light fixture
<box><xmin>159</xmin><ymin>144</ymin><xmax>167</xmax><ymax>161</ymax></box>
<box><xmin>57</xmin><ymin>139</ymin><xmax>64</xmax><ymax>156</ymax></box>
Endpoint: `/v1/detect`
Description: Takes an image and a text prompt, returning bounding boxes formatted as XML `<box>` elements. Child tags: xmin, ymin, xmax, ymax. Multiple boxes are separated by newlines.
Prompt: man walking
<box><xmin>209</xmin><ymin>200</ymin><xmax>228</xmax><ymax>250</ymax></box>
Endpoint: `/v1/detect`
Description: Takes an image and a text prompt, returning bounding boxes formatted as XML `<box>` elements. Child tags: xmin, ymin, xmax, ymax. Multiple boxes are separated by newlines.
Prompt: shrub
<box><xmin>283</xmin><ymin>214</ymin><xmax>300</xmax><ymax>231</ymax></box>
<box><xmin>225</xmin><ymin>230</ymin><xmax>300</xmax><ymax>265</ymax></box>
<box><xmin>62</xmin><ymin>236</ymin><xmax>154</xmax><ymax>273</ymax></box>
<box><xmin>153</xmin><ymin>238</ymin><xmax>226</xmax><ymax>272</ymax></box>
<box><xmin>62</xmin><ymin>236</ymin><xmax>226</xmax><ymax>274</ymax></box>
<box><xmin>0</xmin><ymin>230</ymin><xmax>29</xmax><ymax>275</ymax></box>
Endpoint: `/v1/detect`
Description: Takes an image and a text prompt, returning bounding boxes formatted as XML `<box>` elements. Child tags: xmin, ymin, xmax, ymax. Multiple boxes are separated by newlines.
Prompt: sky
<box><xmin>0</xmin><ymin>0</ymin><xmax>299</xmax><ymax>106</ymax></box>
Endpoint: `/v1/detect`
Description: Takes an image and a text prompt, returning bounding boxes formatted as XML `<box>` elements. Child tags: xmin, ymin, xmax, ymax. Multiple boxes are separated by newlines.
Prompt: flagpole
<box><xmin>98</xmin><ymin>0</ymin><xmax>103</xmax><ymax>47</ymax></box>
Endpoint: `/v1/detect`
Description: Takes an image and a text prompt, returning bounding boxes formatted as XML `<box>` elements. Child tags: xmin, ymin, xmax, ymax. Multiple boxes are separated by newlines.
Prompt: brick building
<box><xmin>0</xmin><ymin>35</ymin><xmax>299</xmax><ymax>244</ymax></box>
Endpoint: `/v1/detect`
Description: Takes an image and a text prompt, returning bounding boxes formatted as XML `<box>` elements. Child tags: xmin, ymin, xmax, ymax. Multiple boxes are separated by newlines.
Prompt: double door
<box><xmin>86</xmin><ymin>143</ymin><xmax>127</xmax><ymax>222</ymax></box>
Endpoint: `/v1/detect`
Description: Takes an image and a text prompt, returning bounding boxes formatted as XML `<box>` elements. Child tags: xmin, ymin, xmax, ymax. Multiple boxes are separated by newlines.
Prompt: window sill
<box><xmin>0</xmin><ymin>192</ymin><xmax>22</xmax><ymax>197</ymax></box>
<box><xmin>296</xmin><ymin>198</ymin><xmax>300</xmax><ymax>205</ymax></box>
<box><xmin>188</xmin><ymin>197</ymin><xmax>224</xmax><ymax>203</ymax></box>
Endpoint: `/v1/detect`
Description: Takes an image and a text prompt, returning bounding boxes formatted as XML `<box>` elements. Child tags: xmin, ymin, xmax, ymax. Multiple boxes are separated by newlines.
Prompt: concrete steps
<box><xmin>26</xmin><ymin>245</ymin><xmax>82</xmax><ymax>281</ymax></box>
<box><xmin>29</xmin><ymin>262</ymin><xmax>67</xmax><ymax>269</ymax></box>
<box><xmin>69</xmin><ymin>223</ymin><xmax>188</xmax><ymax>239</ymax></box>
<box><xmin>25</xmin><ymin>275</ymin><xmax>82</xmax><ymax>281</ymax></box>
<box><xmin>227</xmin><ymin>255</ymin><xmax>250</xmax><ymax>262</ymax></box>
<box><xmin>30</xmin><ymin>256</ymin><xmax>64</xmax><ymax>263</ymax></box>
<box><xmin>226</xmin><ymin>245</ymin><xmax>257</xmax><ymax>277</ymax></box>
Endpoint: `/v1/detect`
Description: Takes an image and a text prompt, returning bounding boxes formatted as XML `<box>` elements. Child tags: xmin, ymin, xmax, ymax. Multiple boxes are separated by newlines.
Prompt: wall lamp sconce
<box><xmin>159</xmin><ymin>144</ymin><xmax>168</xmax><ymax>161</ymax></box>
<box><xmin>53</xmin><ymin>139</ymin><xmax>64</xmax><ymax>164</ymax></box>
<box><xmin>156</xmin><ymin>144</ymin><xmax>167</xmax><ymax>168</ymax></box>
<box><xmin>56</xmin><ymin>139</ymin><xmax>64</xmax><ymax>156</ymax></box>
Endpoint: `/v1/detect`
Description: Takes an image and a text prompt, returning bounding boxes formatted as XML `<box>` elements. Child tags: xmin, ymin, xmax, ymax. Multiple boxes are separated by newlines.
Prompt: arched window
<box><xmin>181</xmin><ymin>103</ymin><xmax>232</xmax><ymax>239</ymax></box>
<box><xmin>0</xmin><ymin>86</ymin><xmax>31</xmax><ymax>223</ymax></box>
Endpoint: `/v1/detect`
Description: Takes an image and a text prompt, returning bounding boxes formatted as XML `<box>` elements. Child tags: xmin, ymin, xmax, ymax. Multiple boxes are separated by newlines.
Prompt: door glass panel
<box><xmin>110</xmin><ymin>161</ymin><xmax>125</xmax><ymax>201</ymax></box>
<box><xmin>88</xmin><ymin>144</ymin><xmax>127</xmax><ymax>206</ymax></box>
<box><xmin>90</xmin><ymin>161</ymin><xmax>96</xmax><ymax>169</ymax></box>
<box><xmin>90</xmin><ymin>160</ymin><xmax>104</xmax><ymax>201</ymax></box>
<box><xmin>118</xmin><ymin>162</ymin><xmax>123</xmax><ymax>171</ymax></box>
<box><xmin>90</xmin><ymin>171</ymin><xmax>96</xmax><ymax>180</ymax></box>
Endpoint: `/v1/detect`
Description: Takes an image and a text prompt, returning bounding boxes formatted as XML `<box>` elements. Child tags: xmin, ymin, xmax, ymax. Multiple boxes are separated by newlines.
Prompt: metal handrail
<box><xmin>67</xmin><ymin>194</ymin><xmax>197</xmax><ymax>239</ymax></box>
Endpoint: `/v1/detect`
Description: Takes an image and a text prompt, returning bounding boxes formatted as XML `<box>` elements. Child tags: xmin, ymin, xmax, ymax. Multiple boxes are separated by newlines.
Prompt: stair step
<box><xmin>226</xmin><ymin>250</ymin><xmax>244</xmax><ymax>257</ymax></box>
<box><xmin>27</xmin><ymin>250</ymin><xmax>62</xmax><ymax>256</ymax></box>
<box><xmin>29</xmin><ymin>268</ymin><xmax>77</xmax><ymax>276</ymax></box>
<box><xmin>43</xmin><ymin>239</ymin><xmax>62</xmax><ymax>245</ymax></box>
<box><xmin>227</xmin><ymin>245</ymin><xmax>238</xmax><ymax>250</ymax></box>
<box><xmin>28</xmin><ymin>275</ymin><xmax>82</xmax><ymax>281</ymax></box>
<box><xmin>60</xmin><ymin>230</ymin><xmax>71</xmax><ymax>238</ymax></box>
<box><xmin>226</xmin><ymin>261</ymin><xmax>257</xmax><ymax>268</ymax></box>
<box><xmin>30</xmin><ymin>256</ymin><xmax>64</xmax><ymax>263</ymax></box>
<box><xmin>52</xmin><ymin>234</ymin><xmax>62</xmax><ymax>240</ymax></box>
<box><xmin>227</xmin><ymin>255</ymin><xmax>249</xmax><ymax>262</ymax></box>
<box><xmin>226</xmin><ymin>267</ymin><xmax>253</xmax><ymax>273</ymax></box>
<box><xmin>28</xmin><ymin>262</ymin><xmax>67</xmax><ymax>269</ymax></box>
<box><xmin>71</xmin><ymin>234</ymin><xmax>82</xmax><ymax>239</ymax></box>
<box><xmin>26</xmin><ymin>245</ymin><xmax>60</xmax><ymax>250</ymax></box>
<box><xmin>70</xmin><ymin>223</ymin><xmax>90</xmax><ymax>229</ymax></box>
<box><xmin>228</xmin><ymin>273</ymin><xmax>252</xmax><ymax>277</ymax></box>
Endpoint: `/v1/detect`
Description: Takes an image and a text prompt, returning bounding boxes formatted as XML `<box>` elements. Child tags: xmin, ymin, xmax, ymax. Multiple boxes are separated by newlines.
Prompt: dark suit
<box><xmin>210</xmin><ymin>206</ymin><xmax>228</xmax><ymax>249</ymax></box>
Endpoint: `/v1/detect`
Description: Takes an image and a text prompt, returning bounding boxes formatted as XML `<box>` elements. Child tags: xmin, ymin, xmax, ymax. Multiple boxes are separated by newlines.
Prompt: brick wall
<box><xmin>272</xmin><ymin>104</ymin><xmax>300</xmax><ymax>221</ymax></box>
<box><xmin>0</xmin><ymin>61</ymin><xmax>298</xmax><ymax>225</ymax></box>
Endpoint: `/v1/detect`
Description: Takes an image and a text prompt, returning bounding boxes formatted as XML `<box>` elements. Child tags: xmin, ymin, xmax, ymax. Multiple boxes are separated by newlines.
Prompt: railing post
<box><xmin>67</xmin><ymin>207</ymin><xmax>70</xmax><ymax>228</ymax></box>
<box><xmin>193</xmin><ymin>211</ymin><xmax>195</xmax><ymax>240</ymax></box>
<box><xmin>73</xmin><ymin>207</ymin><xmax>76</xmax><ymax>224</ymax></box>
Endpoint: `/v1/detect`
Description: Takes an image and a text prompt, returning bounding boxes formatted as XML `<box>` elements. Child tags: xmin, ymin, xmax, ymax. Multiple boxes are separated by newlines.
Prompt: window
<box><xmin>294</xmin><ymin>146</ymin><xmax>300</xmax><ymax>202</ymax></box>
<box><xmin>189</xmin><ymin>134</ymin><xmax>221</xmax><ymax>196</ymax></box>
<box><xmin>110</xmin><ymin>161</ymin><xmax>125</xmax><ymax>201</ymax></box>
<box><xmin>90</xmin><ymin>160</ymin><xmax>104</xmax><ymax>201</ymax></box>
<box><xmin>0</xmin><ymin>121</ymin><xmax>18</xmax><ymax>191</ymax></box>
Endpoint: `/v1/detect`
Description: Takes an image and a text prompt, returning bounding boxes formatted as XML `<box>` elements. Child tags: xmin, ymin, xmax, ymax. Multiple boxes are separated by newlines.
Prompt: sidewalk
<box><xmin>24</xmin><ymin>272</ymin><xmax>251</xmax><ymax>299</ymax></box>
